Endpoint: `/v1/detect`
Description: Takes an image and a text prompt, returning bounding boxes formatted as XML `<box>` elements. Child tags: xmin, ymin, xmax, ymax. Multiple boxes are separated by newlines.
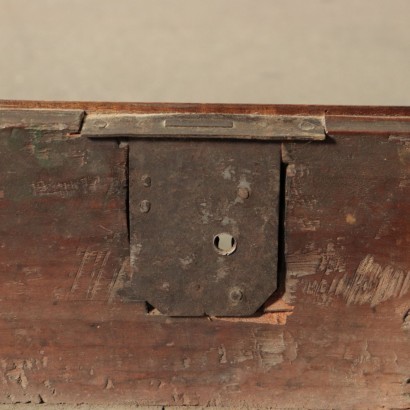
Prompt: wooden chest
<box><xmin>0</xmin><ymin>101</ymin><xmax>409</xmax><ymax>409</ymax></box>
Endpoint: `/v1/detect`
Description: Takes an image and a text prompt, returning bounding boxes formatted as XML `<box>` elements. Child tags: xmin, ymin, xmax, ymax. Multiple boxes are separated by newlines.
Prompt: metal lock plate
<box><xmin>129</xmin><ymin>140</ymin><xmax>280</xmax><ymax>316</ymax></box>
<box><xmin>83</xmin><ymin>112</ymin><xmax>325</xmax><ymax>316</ymax></box>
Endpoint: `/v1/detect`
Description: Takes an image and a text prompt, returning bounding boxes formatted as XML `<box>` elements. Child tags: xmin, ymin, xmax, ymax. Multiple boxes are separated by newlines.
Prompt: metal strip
<box><xmin>0</xmin><ymin>108</ymin><xmax>85</xmax><ymax>133</ymax></box>
<box><xmin>82</xmin><ymin>113</ymin><xmax>325</xmax><ymax>141</ymax></box>
<box><xmin>325</xmin><ymin>115</ymin><xmax>410</xmax><ymax>137</ymax></box>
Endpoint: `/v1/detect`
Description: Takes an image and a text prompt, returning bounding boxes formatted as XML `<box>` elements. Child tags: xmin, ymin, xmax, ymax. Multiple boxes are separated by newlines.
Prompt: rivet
<box><xmin>229</xmin><ymin>287</ymin><xmax>244</xmax><ymax>303</ymax></box>
<box><xmin>140</xmin><ymin>200</ymin><xmax>151</xmax><ymax>213</ymax></box>
<box><xmin>94</xmin><ymin>119</ymin><xmax>108</xmax><ymax>129</ymax></box>
<box><xmin>141</xmin><ymin>175</ymin><xmax>151</xmax><ymax>187</ymax></box>
<box><xmin>238</xmin><ymin>187</ymin><xmax>250</xmax><ymax>199</ymax></box>
<box><xmin>298</xmin><ymin>120</ymin><xmax>315</xmax><ymax>131</ymax></box>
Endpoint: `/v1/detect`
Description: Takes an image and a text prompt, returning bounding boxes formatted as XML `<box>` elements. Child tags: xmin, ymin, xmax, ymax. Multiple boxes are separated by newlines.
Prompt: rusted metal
<box><xmin>82</xmin><ymin>111</ymin><xmax>322</xmax><ymax>316</ymax></box>
<box><xmin>125</xmin><ymin>140</ymin><xmax>281</xmax><ymax>316</ymax></box>
<box><xmin>82</xmin><ymin>113</ymin><xmax>325</xmax><ymax>140</ymax></box>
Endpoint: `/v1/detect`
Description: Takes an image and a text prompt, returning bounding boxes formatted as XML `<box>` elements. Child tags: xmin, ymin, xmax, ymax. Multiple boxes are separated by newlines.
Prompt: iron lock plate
<box><xmin>83</xmin><ymin>113</ymin><xmax>325</xmax><ymax>316</ymax></box>
<box><xmin>129</xmin><ymin>140</ymin><xmax>280</xmax><ymax>316</ymax></box>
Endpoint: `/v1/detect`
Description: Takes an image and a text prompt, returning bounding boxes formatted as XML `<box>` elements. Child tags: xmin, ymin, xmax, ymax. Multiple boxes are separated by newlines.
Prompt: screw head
<box><xmin>298</xmin><ymin>120</ymin><xmax>315</xmax><ymax>131</ymax></box>
<box><xmin>141</xmin><ymin>175</ymin><xmax>151</xmax><ymax>187</ymax></box>
<box><xmin>140</xmin><ymin>200</ymin><xmax>151</xmax><ymax>213</ymax></box>
<box><xmin>229</xmin><ymin>287</ymin><xmax>244</xmax><ymax>303</ymax></box>
<box><xmin>238</xmin><ymin>187</ymin><xmax>250</xmax><ymax>199</ymax></box>
<box><xmin>94</xmin><ymin>119</ymin><xmax>108</xmax><ymax>129</ymax></box>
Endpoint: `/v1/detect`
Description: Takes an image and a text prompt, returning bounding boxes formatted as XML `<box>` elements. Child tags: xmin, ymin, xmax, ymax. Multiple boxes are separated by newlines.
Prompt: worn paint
<box><xmin>255</xmin><ymin>330</ymin><xmax>285</xmax><ymax>369</ymax></box>
<box><xmin>5</xmin><ymin>361</ymin><xmax>29</xmax><ymax>390</ymax></box>
<box><xmin>222</xmin><ymin>165</ymin><xmax>235</xmax><ymax>180</ymax></box>
<box><xmin>345</xmin><ymin>213</ymin><xmax>357</xmax><ymax>225</ymax></box>
<box><xmin>1</xmin><ymin>103</ymin><xmax>410</xmax><ymax>408</ymax></box>
<box><xmin>285</xmin><ymin>243</ymin><xmax>347</xmax><ymax>303</ymax></box>
<box><xmin>337</xmin><ymin>255</ymin><xmax>410</xmax><ymax>306</ymax></box>
<box><xmin>105</xmin><ymin>378</ymin><xmax>114</xmax><ymax>390</ymax></box>
<box><xmin>300</xmin><ymin>255</ymin><xmax>410</xmax><ymax>307</ymax></box>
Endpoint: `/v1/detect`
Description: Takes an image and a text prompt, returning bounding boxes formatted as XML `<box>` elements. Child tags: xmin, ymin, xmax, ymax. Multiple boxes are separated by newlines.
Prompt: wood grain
<box><xmin>1</xmin><ymin>99</ymin><xmax>410</xmax><ymax>116</ymax></box>
<box><xmin>0</xmin><ymin>101</ymin><xmax>409</xmax><ymax>409</ymax></box>
<box><xmin>0</xmin><ymin>126</ymin><xmax>129</xmax><ymax>305</ymax></box>
<box><xmin>0</xmin><ymin>109</ymin><xmax>84</xmax><ymax>133</ymax></box>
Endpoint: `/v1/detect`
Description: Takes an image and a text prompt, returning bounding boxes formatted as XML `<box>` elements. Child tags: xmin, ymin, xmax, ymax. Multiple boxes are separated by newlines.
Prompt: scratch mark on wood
<box><xmin>253</xmin><ymin>330</ymin><xmax>286</xmax><ymax>369</ymax></box>
<box><xmin>98</xmin><ymin>225</ymin><xmax>114</xmax><ymax>235</ymax></box>
<box><xmin>285</xmin><ymin>243</ymin><xmax>346</xmax><ymax>303</ymax></box>
<box><xmin>215</xmin><ymin>312</ymin><xmax>292</xmax><ymax>325</ymax></box>
<box><xmin>288</xmin><ymin>243</ymin><xmax>346</xmax><ymax>277</ymax></box>
<box><xmin>70</xmin><ymin>249</ymin><xmax>91</xmax><ymax>295</ymax></box>
<box><xmin>182</xmin><ymin>357</ymin><xmax>191</xmax><ymax>369</ymax></box>
<box><xmin>87</xmin><ymin>250</ymin><xmax>111</xmax><ymax>300</ymax></box>
<box><xmin>343</xmin><ymin>340</ymin><xmax>380</xmax><ymax>374</ymax></box>
<box><xmin>218</xmin><ymin>345</ymin><xmax>227</xmax><ymax>364</ymax></box>
<box><xmin>43</xmin><ymin>379</ymin><xmax>56</xmax><ymax>395</ymax></box>
<box><xmin>339</xmin><ymin>255</ymin><xmax>409</xmax><ymax>306</ymax></box>
<box><xmin>108</xmin><ymin>259</ymin><xmax>131</xmax><ymax>303</ymax></box>
<box><xmin>402</xmin><ymin>310</ymin><xmax>410</xmax><ymax>332</ymax></box>
<box><xmin>69</xmin><ymin>248</ymin><xmax>111</xmax><ymax>300</ymax></box>
<box><xmin>32</xmin><ymin>176</ymin><xmax>100</xmax><ymax>198</ymax></box>
<box><xmin>297</xmin><ymin>218</ymin><xmax>321</xmax><ymax>231</ymax></box>
<box><xmin>287</xmin><ymin>249</ymin><xmax>322</xmax><ymax>277</ymax></box>
<box><xmin>5</xmin><ymin>360</ymin><xmax>32</xmax><ymax>390</ymax></box>
<box><xmin>63</xmin><ymin>150</ymin><xmax>88</xmax><ymax>167</ymax></box>
<box><xmin>105</xmin><ymin>378</ymin><xmax>114</xmax><ymax>390</ymax></box>
<box><xmin>302</xmin><ymin>255</ymin><xmax>410</xmax><ymax>307</ymax></box>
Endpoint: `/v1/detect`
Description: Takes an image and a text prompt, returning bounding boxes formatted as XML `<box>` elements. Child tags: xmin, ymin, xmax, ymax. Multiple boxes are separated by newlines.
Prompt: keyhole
<box><xmin>213</xmin><ymin>233</ymin><xmax>236</xmax><ymax>255</ymax></box>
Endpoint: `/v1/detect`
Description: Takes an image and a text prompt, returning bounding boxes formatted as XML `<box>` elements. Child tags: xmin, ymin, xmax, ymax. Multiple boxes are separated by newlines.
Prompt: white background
<box><xmin>1</xmin><ymin>0</ymin><xmax>409</xmax><ymax>105</ymax></box>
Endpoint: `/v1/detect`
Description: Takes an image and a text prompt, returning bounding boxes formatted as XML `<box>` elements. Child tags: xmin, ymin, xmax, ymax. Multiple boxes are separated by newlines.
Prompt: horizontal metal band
<box><xmin>82</xmin><ymin>113</ymin><xmax>326</xmax><ymax>141</ymax></box>
<box><xmin>0</xmin><ymin>109</ymin><xmax>85</xmax><ymax>133</ymax></box>
<box><xmin>325</xmin><ymin>115</ymin><xmax>410</xmax><ymax>137</ymax></box>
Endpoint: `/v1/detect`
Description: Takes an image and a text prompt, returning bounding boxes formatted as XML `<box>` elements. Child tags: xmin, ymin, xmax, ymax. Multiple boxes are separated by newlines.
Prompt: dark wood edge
<box><xmin>1</xmin><ymin>99</ymin><xmax>410</xmax><ymax>116</ymax></box>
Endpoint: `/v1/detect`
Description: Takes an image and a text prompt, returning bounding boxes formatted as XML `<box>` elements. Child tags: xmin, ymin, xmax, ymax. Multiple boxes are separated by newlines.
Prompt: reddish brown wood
<box><xmin>0</xmin><ymin>126</ymin><xmax>129</xmax><ymax>304</ymax></box>
<box><xmin>1</xmin><ymin>99</ymin><xmax>410</xmax><ymax>116</ymax></box>
<box><xmin>0</xmin><ymin>101</ymin><xmax>409</xmax><ymax>408</ymax></box>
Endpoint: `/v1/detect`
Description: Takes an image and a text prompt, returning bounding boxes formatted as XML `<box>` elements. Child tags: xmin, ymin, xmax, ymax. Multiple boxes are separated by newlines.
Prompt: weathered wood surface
<box><xmin>0</xmin><ymin>126</ymin><xmax>129</xmax><ymax>306</ymax></box>
<box><xmin>1</xmin><ymin>99</ymin><xmax>410</xmax><ymax>116</ymax></box>
<box><xmin>0</xmin><ymin>109</ymin><xmax>84</xmax><ymax>133</ymax></box>
<box><xmin>0</xmin><ymin>102</ymin><xmax>409</xmax><ymax>409</ymax></box>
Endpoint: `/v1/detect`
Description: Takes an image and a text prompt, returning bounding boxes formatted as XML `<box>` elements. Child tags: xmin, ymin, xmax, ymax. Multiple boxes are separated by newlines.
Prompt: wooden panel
<box><xmin>0</xmin><ymin>102</ymin><xmax>409</xmax><ymax>409</ymax></box>
<box><xmin>0</xmin><ymin>127</ymin><xmax>129</xmax><ymax>304</ymax></box>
